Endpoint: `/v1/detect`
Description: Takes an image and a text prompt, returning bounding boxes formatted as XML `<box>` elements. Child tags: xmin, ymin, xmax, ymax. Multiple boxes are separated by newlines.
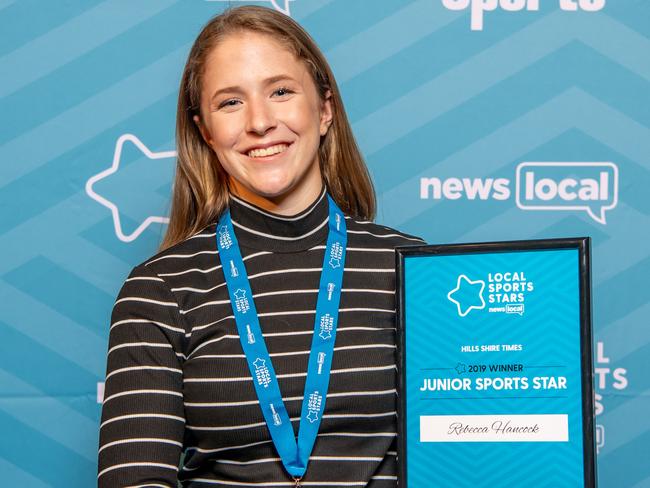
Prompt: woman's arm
<box><xmin>98</xmin><ymin>264</ymin><xmax>187</xmax><ymax>487</ymax></box>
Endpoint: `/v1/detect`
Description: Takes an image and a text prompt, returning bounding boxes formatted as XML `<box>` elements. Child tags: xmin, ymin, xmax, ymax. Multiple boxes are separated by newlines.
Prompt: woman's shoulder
<box><xmin>131</xmin><ymin>223</ymin><xmax>219</xmax><ymax>277</ymax></box>
<box><xmin>344</xmin><ymin>215</ymin><xmax>426</xmax><ymax>248</ymax></box>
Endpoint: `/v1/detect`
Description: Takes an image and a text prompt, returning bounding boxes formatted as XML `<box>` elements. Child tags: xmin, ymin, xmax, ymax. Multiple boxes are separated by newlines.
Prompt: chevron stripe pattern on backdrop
<box><xmin>0</xmin><ymin>1</ymin><xmax>648</xmax><ymax>486</ymax></box>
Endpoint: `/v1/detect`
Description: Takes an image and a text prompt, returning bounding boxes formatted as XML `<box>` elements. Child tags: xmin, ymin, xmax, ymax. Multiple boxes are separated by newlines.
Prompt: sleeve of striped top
<box><xmin>98</xmin><ymin>264</ymin><xmax>187</xmax><ymax>488</ymax></box>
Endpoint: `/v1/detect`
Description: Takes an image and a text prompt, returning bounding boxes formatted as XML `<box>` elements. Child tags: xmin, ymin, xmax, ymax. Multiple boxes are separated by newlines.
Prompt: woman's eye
<box><xmin>218</xmin><ymin>99</ymin><xmax>240</xmax><ymax>109</ymax></box>
<box><xmin>274</xmin><ymin>87</ymin><xmax>294</xmax><ymax>97</ymax></box>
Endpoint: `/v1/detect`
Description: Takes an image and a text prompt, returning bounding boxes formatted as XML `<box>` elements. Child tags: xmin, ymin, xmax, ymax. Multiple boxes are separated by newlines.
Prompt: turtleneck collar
<box><xmin>226</xmin><ymin>186</ymin><xmax>329</xmax><ymax>253</ymax></box>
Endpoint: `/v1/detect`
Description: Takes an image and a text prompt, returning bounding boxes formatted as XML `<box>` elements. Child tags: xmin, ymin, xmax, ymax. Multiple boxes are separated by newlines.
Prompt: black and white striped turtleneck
<box><xmin>98</xmin><ymin>187</ymin><xmax>425</xmax><ymax>487</ymax></box>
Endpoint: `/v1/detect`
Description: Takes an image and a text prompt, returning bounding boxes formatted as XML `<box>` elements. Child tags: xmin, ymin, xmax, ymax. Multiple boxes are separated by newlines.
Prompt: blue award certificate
<box><xmin>396</xmin><ymin>238</ymin><xmax>596</xmax><ymax>488</ymax></box>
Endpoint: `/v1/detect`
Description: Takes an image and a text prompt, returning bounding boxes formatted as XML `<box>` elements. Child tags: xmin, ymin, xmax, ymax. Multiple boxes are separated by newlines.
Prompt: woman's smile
<box><xmin>244</xmin><ymin>142</ymin><xmax>293</xmax><ymax>159</ymax></box>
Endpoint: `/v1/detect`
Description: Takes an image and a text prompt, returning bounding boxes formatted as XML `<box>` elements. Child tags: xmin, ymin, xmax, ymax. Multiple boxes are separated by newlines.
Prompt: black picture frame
<box><xmin>395</xmin><ymin>237</ymin><xmax>596</xmax><ymax>488</ymax></box>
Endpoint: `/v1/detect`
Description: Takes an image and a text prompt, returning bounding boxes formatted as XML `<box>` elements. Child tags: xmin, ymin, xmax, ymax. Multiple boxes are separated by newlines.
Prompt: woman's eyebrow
<box><xmin>210</xmin><ymin>74</ymin><xmax>297</xmax><ymax>102</ymax></box>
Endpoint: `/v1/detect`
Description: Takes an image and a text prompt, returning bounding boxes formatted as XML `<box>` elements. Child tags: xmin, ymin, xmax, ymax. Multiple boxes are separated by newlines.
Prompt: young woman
<box><xmin>98</xmin><ymin>6</ymin><xmax>424</xmax><ymax>487</ymax></box>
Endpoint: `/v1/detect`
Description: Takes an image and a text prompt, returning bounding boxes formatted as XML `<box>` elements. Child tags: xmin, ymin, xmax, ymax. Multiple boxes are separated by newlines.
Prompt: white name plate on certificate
<box><xmin>420</xmin><ymin>414</ymin><xmax>568</xmax><ymax>442</ymax></box>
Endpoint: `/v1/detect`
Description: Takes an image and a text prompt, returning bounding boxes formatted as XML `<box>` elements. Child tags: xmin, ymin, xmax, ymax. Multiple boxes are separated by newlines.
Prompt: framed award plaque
<box><xmin>396</xmin><ymin>238</ymin><xmax>596</xmax><ymax>488</ymax></box>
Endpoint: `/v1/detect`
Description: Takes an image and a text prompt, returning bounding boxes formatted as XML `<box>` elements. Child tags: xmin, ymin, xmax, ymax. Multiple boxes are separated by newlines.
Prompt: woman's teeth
<box><xmin>247</xmin><ymin>144</ymin><xmax>289</xmax><ymax>158</ymax></box>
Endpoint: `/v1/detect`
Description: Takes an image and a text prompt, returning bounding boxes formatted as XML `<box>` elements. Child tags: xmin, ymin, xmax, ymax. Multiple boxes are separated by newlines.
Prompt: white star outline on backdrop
<box><xmin>447</xmin><ymin>274</ymin><xmax>486</xmax><ymax>317</ymax></box>
<box><xmin>205</xmin><ymin>0</ymin><xmax>295</xmax><ymax>16</ymax></box>
<box><xmin>85</xmin><ymin>134</ymin><xmax>175</xmax><ymax>243</ymax></box>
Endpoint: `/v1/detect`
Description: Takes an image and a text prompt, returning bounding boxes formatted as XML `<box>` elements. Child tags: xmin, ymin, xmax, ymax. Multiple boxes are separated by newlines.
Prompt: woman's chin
<box><xmin>244</xmin><ymin>180</ymin><xmax>294</xmax><ymax>199</ymax></box>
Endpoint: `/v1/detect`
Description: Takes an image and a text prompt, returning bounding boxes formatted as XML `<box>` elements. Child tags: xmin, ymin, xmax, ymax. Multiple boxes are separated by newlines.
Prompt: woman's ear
<box><xmin>319</xmin><ymin>90</ymin><xmax>333</xmax><ymax>137</ymax></box>
<box><xmin>193</xmin><ymin>114</ymin><xmax>212</xmax><ymax>146</ymax></box>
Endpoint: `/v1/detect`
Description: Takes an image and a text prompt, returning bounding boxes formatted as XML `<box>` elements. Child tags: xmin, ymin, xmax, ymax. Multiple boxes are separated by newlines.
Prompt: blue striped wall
<box><xmin>0</xmin><ymin>1</ymin><xmax>648</xmax><ymax>486</ymax></box>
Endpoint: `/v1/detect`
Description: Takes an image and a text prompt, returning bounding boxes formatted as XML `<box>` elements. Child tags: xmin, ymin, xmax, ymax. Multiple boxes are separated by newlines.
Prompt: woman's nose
<box><xmin>245</xmin><ymin>97</ymin><xmax>277</xmax><ymax>135</ymax></box>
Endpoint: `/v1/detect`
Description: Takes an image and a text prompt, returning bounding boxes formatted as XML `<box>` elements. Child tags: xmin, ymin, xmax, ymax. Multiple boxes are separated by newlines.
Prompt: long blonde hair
<box><xmin>159</xmin><ymin>5</ymin><xmax>376</xmax><ymax>251</ymax></box>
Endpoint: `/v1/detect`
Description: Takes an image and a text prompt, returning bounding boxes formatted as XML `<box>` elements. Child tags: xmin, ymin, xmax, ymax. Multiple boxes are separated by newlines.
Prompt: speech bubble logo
<box><xmin>205</xmin><ymin>0</ymin><xmax>295</xmax><ymax>16</ymax></box>
<box><xmin>505</xmin><ymin>303</ymin><xmax>525</xmax><ymax>316</ymax></box>
<box><xmin>515</xmin><ymin>162</ymin><xmax>618</xmax><ymax>225</ymax></box>
<box><xmin>595</xmin><ymin>424</ymin><xmax>605</xmax><ymax>453</ymax></box>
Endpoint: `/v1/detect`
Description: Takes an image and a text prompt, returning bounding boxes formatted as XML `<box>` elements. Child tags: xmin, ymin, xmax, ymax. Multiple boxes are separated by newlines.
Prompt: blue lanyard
<box><xmin>215</xmin><ymin>195</ymin><xmax>347</xmax><ymax>479</ymax></box>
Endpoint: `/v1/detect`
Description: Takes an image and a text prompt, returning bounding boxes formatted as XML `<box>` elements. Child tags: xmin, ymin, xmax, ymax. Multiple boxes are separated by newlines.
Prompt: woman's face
<box><xmin>194</xmin><ymin>31</ymin><xmax>333</xmax><ymax>214</ymax></box>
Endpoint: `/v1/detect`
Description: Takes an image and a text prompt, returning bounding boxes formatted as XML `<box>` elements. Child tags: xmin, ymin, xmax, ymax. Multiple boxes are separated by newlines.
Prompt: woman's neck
<box><xmin>229</xmin><ymin>180</ymin><xmax>325</xmax><ymax>217</ymax></box>
<box><xmin>226</xmin><ymin>184</ymin><xmax>329</xmax><ymax>253</ymax></box>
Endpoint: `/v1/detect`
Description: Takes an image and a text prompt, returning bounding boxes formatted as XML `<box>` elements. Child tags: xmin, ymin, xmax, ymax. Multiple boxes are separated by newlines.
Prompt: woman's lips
<box><xmin>245</xmin><ymin>142</ymin><xmax>292</xmax><ymax>160</ymax></box>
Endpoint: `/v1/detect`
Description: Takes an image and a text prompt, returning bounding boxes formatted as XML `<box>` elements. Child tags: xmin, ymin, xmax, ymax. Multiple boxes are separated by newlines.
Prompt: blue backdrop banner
<box><xmin>0</xmin><ymin>1</ymin><xmax>648</xmax><ymax>486</ymax></box>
